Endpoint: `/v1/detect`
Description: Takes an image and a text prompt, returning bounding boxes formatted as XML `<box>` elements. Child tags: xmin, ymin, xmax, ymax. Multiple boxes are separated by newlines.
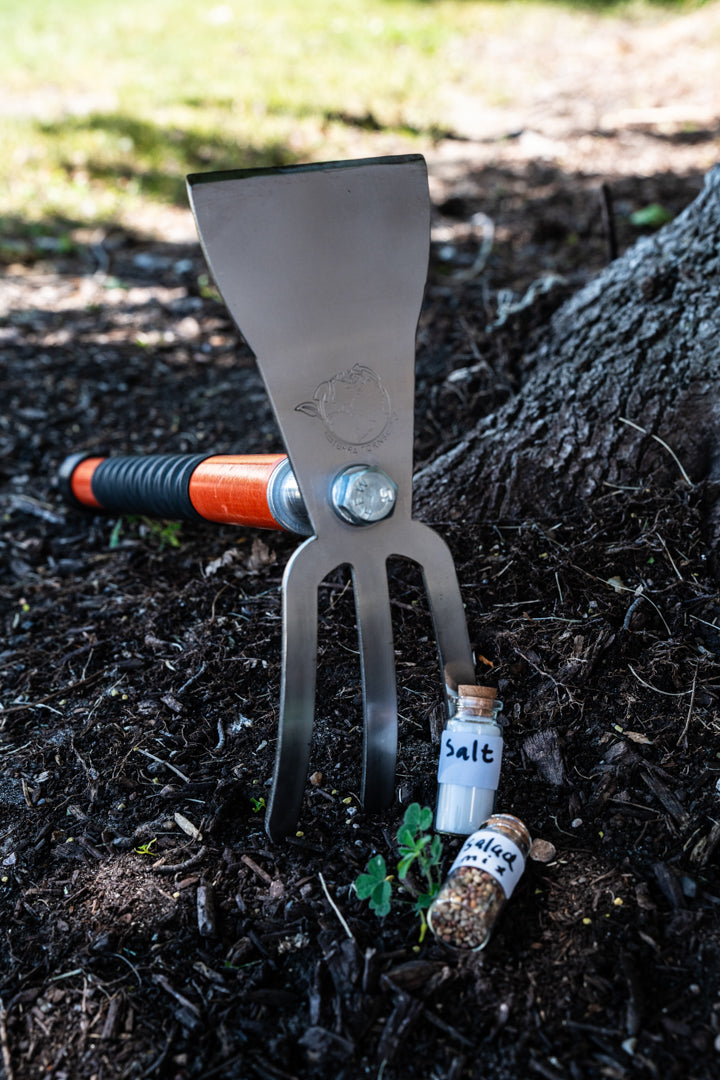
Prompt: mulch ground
<box><xmin>2</xmin><ymin>154</ymin><xmax>720</xmax><ymax>1080</ymax></box>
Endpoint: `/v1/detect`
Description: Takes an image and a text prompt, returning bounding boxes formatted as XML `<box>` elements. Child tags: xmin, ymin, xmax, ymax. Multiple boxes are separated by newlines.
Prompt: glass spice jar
<box><xmin>427</xmin><ymin>813</ymin><xmax>531</xmax><ymax>951</ymax></box>
<box><xmin>434</xmin><ymin>684</ymin><xmax>504</xmax><ymax>836</ymax></box>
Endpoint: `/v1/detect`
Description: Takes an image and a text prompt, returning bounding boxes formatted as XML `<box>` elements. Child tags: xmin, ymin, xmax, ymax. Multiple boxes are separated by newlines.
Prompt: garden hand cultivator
<box><xmin>62</xmin><ymin>155</ymin><xmax>475</xmax><ymax>840</ymax></box>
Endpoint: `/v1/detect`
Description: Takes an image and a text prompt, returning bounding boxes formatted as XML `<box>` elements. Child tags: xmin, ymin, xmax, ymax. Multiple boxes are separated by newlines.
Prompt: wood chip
<box><xmin>641</xmin><ymin>771</ymin><xmax>690</xmax><ymax>829</ymax></box>
<box><xmin>523</xmin><ymin>729</ymin><xmax>566</xmax><ymax>786</ymax></box>
<box><xmin>161</xmin><ymin>693</ymin><xmax>183</xmax><ymax>714</ymax></box>
<box><xmin>690</xmin><ymin>821</ymin><xmax>720</xmax><ymax>868</ymax></box>
<box><xmin>241</xmin><ymin>853</ymin><xmax>273</xmax><ymax>884</ymax></box>
<box><xmin>152</xmin><ymin>973</ymin><xmax>200</xmax><ymax>1016</ymax></box>
<box><xmin>377</xmin><ymin>980</ymin><xmax>423</xmax><ymax>1064</ymax></box>
<box><xmin>653</xmin><ymin>862</ymin><xmax>686</xmax><ymax>909</ymax></box>
<box><xmin>174</xmin><ymin>811</ymin><xmax>202</xmax><ymax>840</ymax></box>
<box><xmin>101</xmin><ymin>995</ymin><xmax>123</xmax><ymax>1040</ymax></box>
<box><xmin>197</xmin><ymin>883</ymin><xmax>216</xmax><ymax>937</ymax></box>
<box><xmin>268</xmin><ymin>878</ymin><xmax>285</xmax><ymax>900</ymax></box>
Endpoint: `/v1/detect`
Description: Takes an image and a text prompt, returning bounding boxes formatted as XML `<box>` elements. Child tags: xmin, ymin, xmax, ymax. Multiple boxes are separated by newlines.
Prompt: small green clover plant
<box><xmin>355</xmin><ymin>854</ymin><xmax>393</xmax><ymax>917</ymax></box>
<box><xmin>396</xmin><ymin>803</ymin><xmax>443</xmax><ymax>913</ymax></box>
<box><xmin>355</xmin><ymin>803</ymin><xmax>443</xmax><ymax>928</ymax></box>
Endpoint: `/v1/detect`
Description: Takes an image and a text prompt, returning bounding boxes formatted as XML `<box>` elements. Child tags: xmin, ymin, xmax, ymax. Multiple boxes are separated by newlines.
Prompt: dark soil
<box><xmin>2</xmin><ymin>157</ymin><xmax>720</xmax><ymax>1080</ymax></box>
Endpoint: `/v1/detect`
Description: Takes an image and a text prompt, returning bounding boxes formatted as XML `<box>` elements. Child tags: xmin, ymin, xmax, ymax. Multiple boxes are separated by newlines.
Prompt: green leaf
<box><xmin>397</xmin><ymin>854</ymin><xmax>415</xmax><ymax>880</ymax></box>
<box><xmin>400</xmin><ymin>803</ymin><xmax>433</xmax><ymax>835</ymax></box>
<box><xmin>355</xmin><ymin>854</ymin><xmax>387</xmax><ymax>899</ymax></box>
<box><xmin>403</xmin><ymin>803</ymin><xmax>423</xmax><ymax>830</ymax></box>
<box><xmin>366</xmin><ymin>854</ymin><xmax>387</xmax><ymax>880</ymax></box>
<box><xmin>396</xmin><ymin>824</ymin><xmax>416</xmax><ymax>848</ymax></box>
<box><xmin>355</xmin><ymin>874</ymin><xmax>377</xmax><ymax>900</ymax></box>
<box><xmin>413</xmin><ymin>892</ymin><xmax>435</xmax><ymax>912</ymax></box>
<box><xmin>371</xmin><ymin>879</ymin><xmax>391</xmax><ymax>906</ymax></box>
<box><xmin>402</xmin><ymin>834</ymin><xmax>430</xmax><ymax>854</ymax></box>
<box><xmin>629</xmin><ymin>203</ymin><xmax>673</xmax><ymax>228</ymax></box>
<box><xmin>369</xmin><ymin>879</ymin><xmax>392</xmax><ymax>917</ymax></box>
<box><xmin>429</xmin><ymin>833</ymin><xmax>443</xmax><ymax>864</ymax></box>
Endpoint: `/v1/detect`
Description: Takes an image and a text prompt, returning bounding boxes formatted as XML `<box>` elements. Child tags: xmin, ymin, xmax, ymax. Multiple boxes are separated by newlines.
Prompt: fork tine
<box><xmin>352</xmin><ymin>559</ymin><xmax>398</xmax><ymax>811</ymax></box>
<box><xmin>400</xmin><ymin>522</ymin><xmax>476</xmax><ymax>707</ymax></box>
<box><xmin>265</xmin><ymin>539</ymin><xmax>327</xmax><ymax>841</ymax></box>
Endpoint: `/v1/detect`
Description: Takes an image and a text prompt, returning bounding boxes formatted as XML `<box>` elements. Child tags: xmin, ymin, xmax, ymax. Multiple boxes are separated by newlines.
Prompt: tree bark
<box><xmin>414</xmin><ymin>166</ymin><xmax>720</xmax><ymax>552</ymax></box>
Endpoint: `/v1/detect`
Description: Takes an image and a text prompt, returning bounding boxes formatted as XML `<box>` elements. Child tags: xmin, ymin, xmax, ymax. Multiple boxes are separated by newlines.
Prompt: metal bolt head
<box><xmin>331</xmin><ymin>465</ymin><xmax>397</xmax><ymax>525</ymax></box>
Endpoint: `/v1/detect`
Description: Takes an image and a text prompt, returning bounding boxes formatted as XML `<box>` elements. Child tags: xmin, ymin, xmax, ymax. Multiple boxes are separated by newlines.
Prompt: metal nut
<box><xmin>331</xmin><ymin>465</ymin><xmax>397</xmax><ymax>525</ymax></box>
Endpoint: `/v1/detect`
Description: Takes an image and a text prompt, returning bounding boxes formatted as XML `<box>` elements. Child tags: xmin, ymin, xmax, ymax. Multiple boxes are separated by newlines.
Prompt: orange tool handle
<box><xmin>58</xmin><ymin>452</ymin><xmax>297</xmax><ymax>531</ymax></box>
<box><xmin>190</xmin><ymin>455</ymin><xmax>285</xmax><ymax>528</ymax></box>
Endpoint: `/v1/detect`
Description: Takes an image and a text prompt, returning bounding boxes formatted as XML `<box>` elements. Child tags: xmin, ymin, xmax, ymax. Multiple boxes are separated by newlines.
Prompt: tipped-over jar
<box><xmin>427</xmin><ymin>813</ymin><xmax>531</xmax><ymax>951</ymax></box>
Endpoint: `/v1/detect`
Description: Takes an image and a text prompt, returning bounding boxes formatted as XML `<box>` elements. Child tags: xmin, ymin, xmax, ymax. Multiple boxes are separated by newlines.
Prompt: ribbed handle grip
<box><xmin>59</xmin><ymin>452</ymin><xmax>292</xmax><ymax>530</ymax></box>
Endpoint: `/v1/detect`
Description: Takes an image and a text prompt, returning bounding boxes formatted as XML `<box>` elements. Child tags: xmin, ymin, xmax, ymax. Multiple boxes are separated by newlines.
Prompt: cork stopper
<box><xmin>458</xmin><ymin>684</ymin><xmax>497</xmax><ymax>701</ymax></box>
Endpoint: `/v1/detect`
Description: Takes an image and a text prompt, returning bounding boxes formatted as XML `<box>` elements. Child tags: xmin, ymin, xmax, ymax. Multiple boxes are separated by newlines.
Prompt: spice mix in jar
<box><xmin>427</xmin><ymin>813</ymin><xmax>531</xmax><ymax>951</ymax></box>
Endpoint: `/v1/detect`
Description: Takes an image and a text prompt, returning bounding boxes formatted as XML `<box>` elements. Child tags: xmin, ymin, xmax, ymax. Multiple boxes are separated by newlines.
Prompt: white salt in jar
<box><xmin>434</xmin><ymin>684</ymin><xmax>504</xmax><ymax>836</ymax></box>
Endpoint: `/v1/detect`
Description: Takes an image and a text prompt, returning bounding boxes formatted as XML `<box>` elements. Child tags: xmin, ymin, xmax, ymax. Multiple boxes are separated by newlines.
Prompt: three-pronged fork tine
<box><xmin>266</xmin><ymin>519</ymin><xmax>475</xmax><ymax>839</ymax></box>
<box><xmin>267</xmin><ymin>541</ymin><xmax>400</xmax><ymax>838</ymax></box>
<box><xmin>400</xmin><ymin>522</ymin><xmax>476</xmax><ymax>704</ymax></box>
<box><xmin>265</xmin><ymin>539</ymin><xmax>327</xmax><ymax>842</ymax></box>
<box><xmin>352</xmin><ymin>559</ymin><xmax>398</xmax><ymax>811</ymax></box>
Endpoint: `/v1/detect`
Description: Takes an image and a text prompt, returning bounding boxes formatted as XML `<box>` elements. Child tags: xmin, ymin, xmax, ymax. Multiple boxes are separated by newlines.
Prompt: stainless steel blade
<box><xmin>187</xmin><ymin>156</ymin><xmax>427</xmax><ymax>534</ymax></box>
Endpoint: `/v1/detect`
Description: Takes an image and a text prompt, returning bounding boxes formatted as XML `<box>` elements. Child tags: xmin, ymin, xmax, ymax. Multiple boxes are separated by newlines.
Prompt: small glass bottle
<box><xmin>427</xmin><ymin>813</ymin><xmax>531</xmax><ymax>951</ymax></box>
<box><xmin>434</xmin><ymin>684</ymin><xmax>504</xmax><ymax>836</ymax></box>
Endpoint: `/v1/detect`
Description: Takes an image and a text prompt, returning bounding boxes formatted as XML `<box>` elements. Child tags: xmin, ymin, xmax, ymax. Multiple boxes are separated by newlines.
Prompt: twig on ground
<box><xmin>659</xmin><ymin>536</ymin><xmax>683</xmax><ymax>581</ymax></box>
<box><xmin>151</xmin><ymin>845</ymin><xmax>207</xmax><ymax>874</ymax></box>
<box><xmin>215</xmin><ymin>719</ymin><xmax>226</xmax><ymax>752</ymax></box>
<box><xmin>318</xmin><ymin>872</ymin><xmax>355</xmax><ymax>940</ymax></box>
<box><xmin>141</xmin><ymin>1023</ymin><xmax>178</xmax><ymax>1078</ymax></box>
<box><xmin>209</xmin><ymin>585</ymin><xmax>230</xmax><ymax>626</ymax></box>
<box><xmin>134</xmin><ymin>747</ymin><xmax>190</xmax><ymax>784</ymax></box>
<box><xmin>619</xmin><ymin>417</ymin><xmax>695</xmax><ymax>487</ymax></box>
<box><xmin>677</xmin><ymin>667</ymin><xmax>699</xmax><ymax>747</ymax></box>
<box><xmin>688</xmin><ymin>613</ymin><xmax>720</xmax><ymax>631</ymax></box>
<box><xmin>0</xmin><ymin>998</ymin><xmax>14</xmax><ymax>1080</ymax></box>
<box><xmin>599</xmin><ymin>182</ymin><xmax>618</xmax><ymax>262</ymax></box>
<box><xmin>177</xmin><ymin>662</ymin><xmax>207</xmax><ymax>697</ymax></box>
<box><xmin>110</xmin><ymin>952</ymin><xmax>143</xmax><ymax>987</ymax></box>
<box><xmin>628</xmin><ymin>664</ymin><xmax>694</xmax><ymax>697</ymax></box>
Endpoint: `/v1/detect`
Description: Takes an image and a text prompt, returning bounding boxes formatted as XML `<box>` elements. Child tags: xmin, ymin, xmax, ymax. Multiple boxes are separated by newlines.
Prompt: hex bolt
<box><xmin>331</xmin><ymin>465</ymin><xmax>398</xmax><ymax>525</ymax></box>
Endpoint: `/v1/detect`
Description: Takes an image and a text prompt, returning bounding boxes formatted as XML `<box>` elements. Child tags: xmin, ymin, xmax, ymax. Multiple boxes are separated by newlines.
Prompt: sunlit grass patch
<box><xmin>0</xmin><ymin>0</ymin><xmax>711</xmax><ymax>231</ymax></box>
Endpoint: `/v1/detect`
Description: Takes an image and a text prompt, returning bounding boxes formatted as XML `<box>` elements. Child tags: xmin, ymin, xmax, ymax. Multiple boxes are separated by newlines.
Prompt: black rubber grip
<box><xmin>90</xmin><ymin>454</ymin><xmax>210</xmax><ymax>520</ymax></box>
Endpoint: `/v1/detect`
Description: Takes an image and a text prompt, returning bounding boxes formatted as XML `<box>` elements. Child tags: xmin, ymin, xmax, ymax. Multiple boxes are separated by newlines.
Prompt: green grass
<box><xmin>0</xmin><ymin>0</ymin><xmax>710</xmax><ymax>234</ymax></box>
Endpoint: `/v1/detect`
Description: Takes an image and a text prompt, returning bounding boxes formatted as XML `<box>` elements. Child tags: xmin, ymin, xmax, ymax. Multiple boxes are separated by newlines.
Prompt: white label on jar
<box><xmin>437</xmin><ymin>733</ymin><xmax>503</xmax><ymax>788</ymax></box>
<box><xmin>450</xmin><ymin>829</ymin><xmax>526</xmax><ymax>898</ymax></box>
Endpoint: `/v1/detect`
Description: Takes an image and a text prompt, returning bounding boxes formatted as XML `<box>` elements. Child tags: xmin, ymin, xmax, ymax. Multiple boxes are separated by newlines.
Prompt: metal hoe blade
<box><xmin>188</xmin><ymin>156</ymin><xmax>475</xmax><ymax>840</ymax></box>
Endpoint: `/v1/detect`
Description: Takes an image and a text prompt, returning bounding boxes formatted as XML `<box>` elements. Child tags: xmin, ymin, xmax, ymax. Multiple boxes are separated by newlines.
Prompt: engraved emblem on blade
<box><xmin>295</xmin><ymin>364</ymin><xmax>393</xmax><ymax>451</ymax></box>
